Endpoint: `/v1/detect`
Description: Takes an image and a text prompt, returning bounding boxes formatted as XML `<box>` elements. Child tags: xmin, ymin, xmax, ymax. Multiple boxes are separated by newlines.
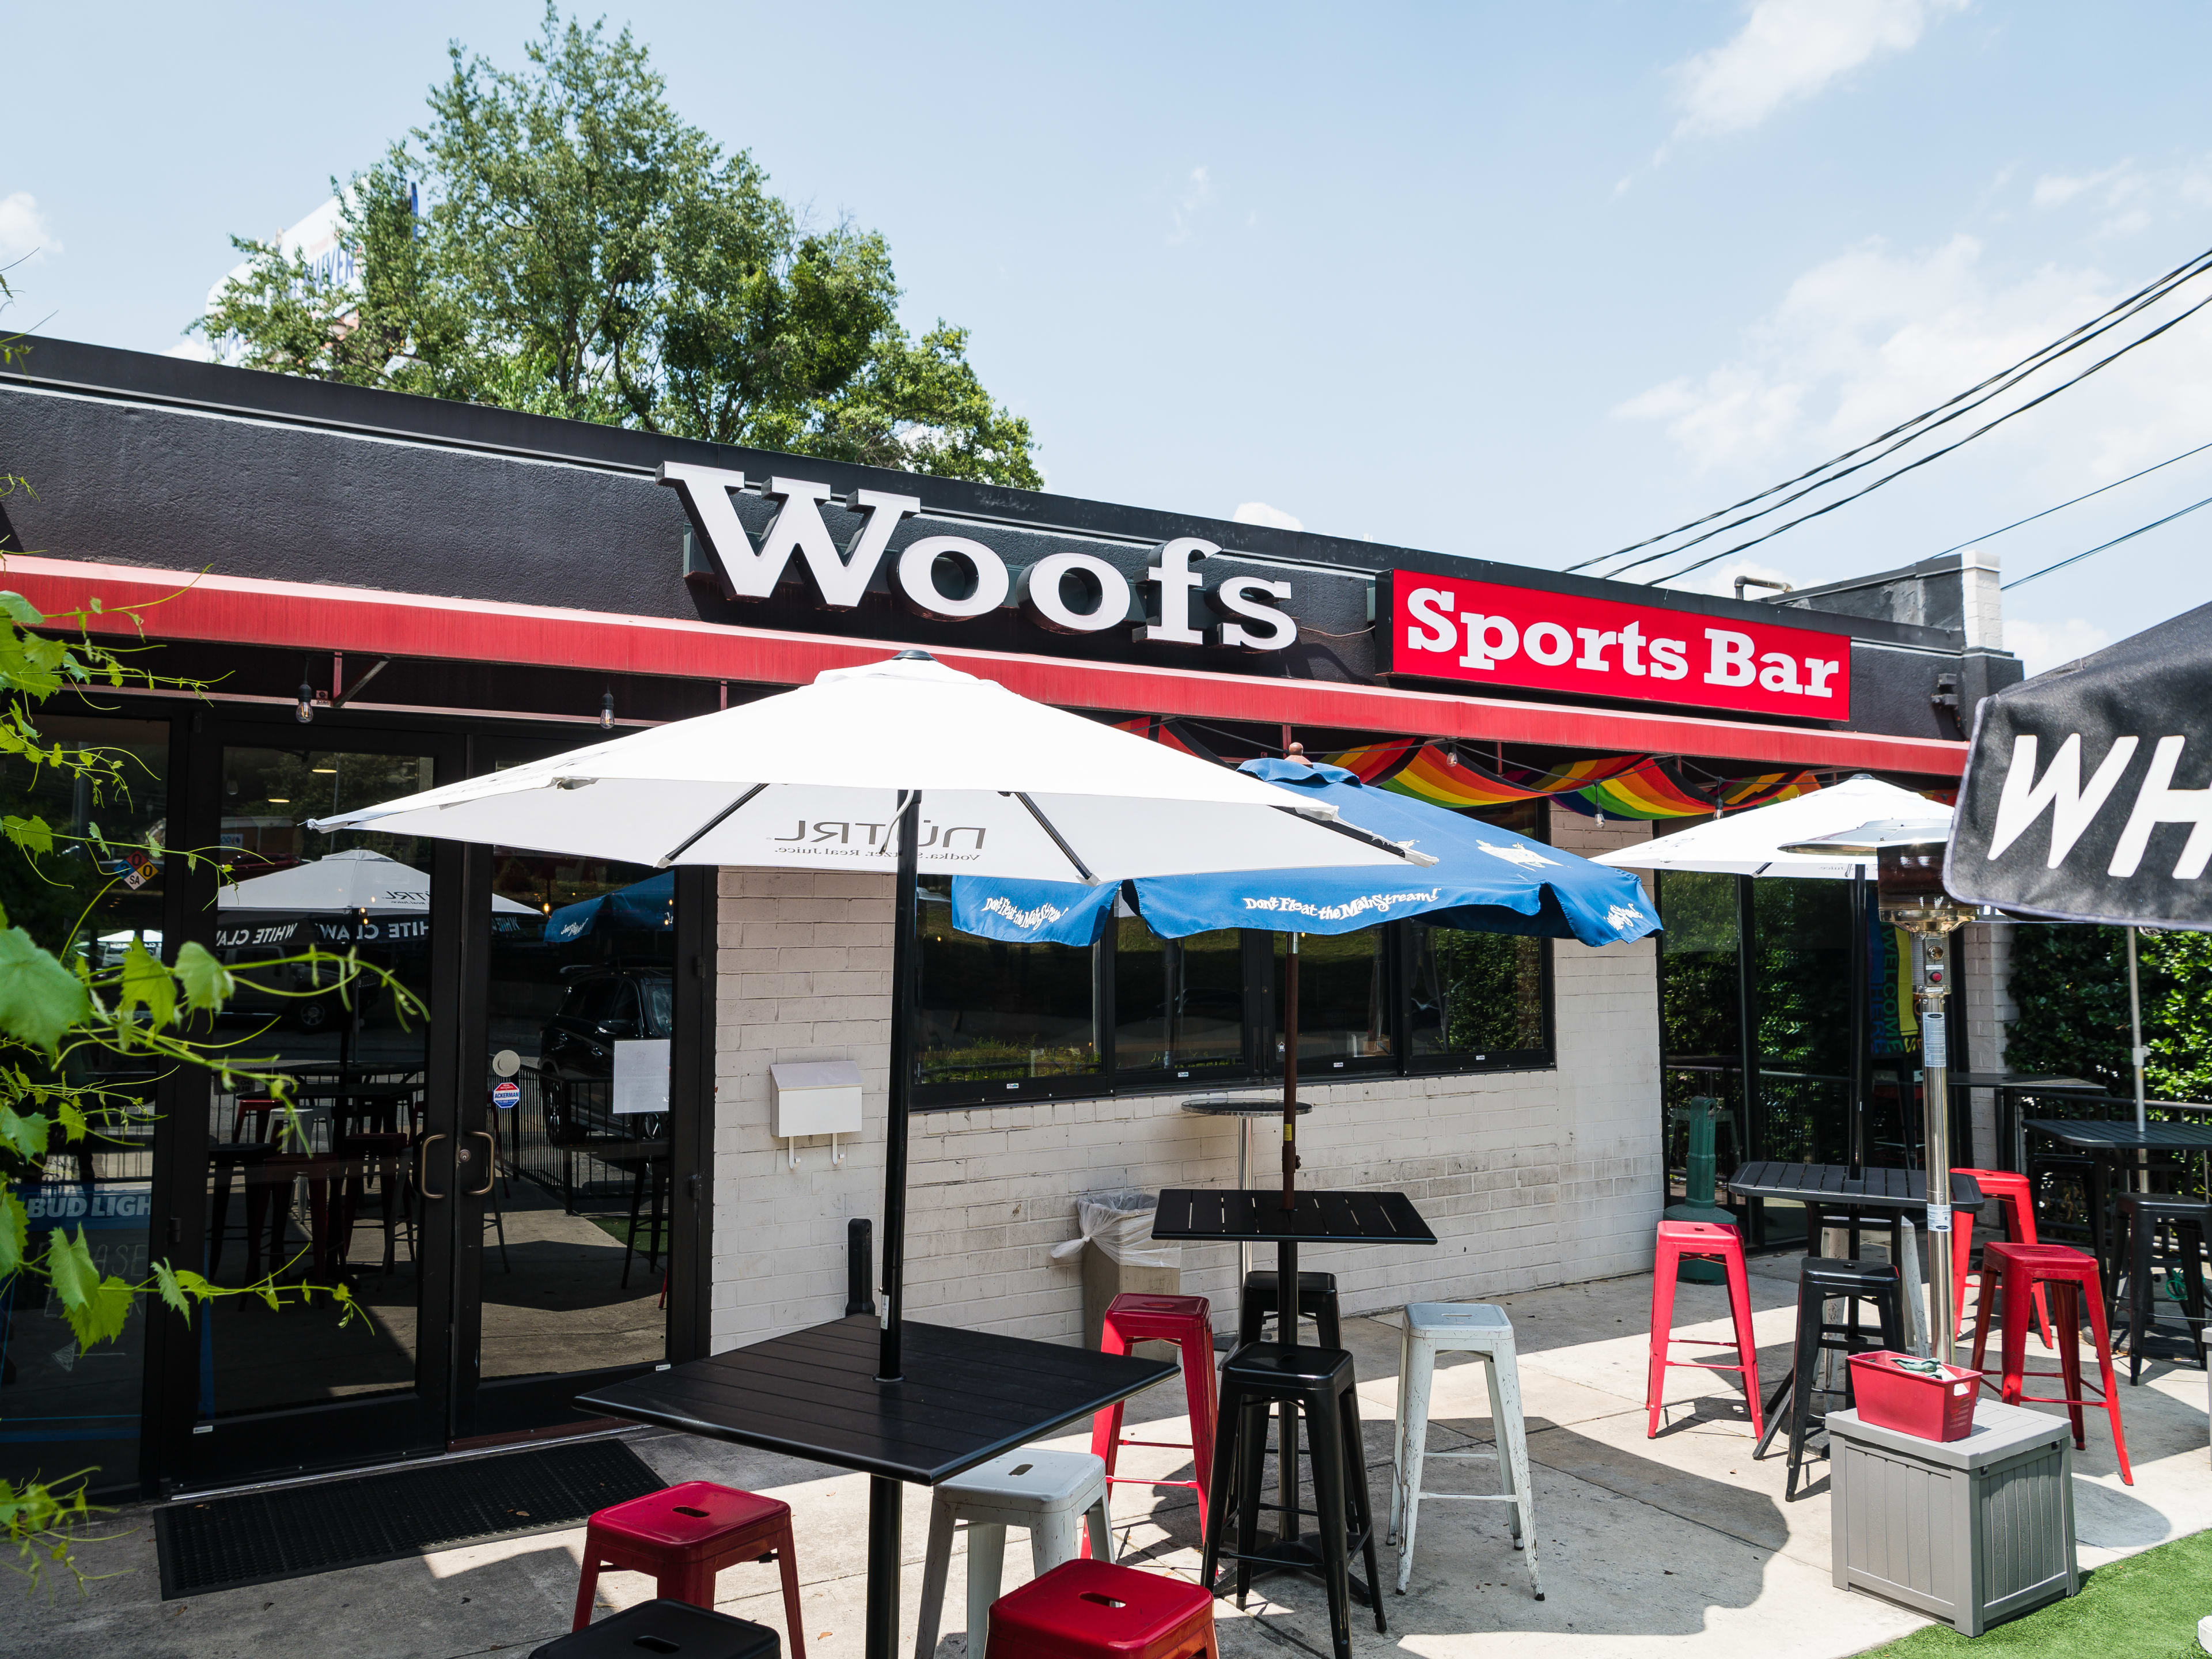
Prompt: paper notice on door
<box><xmin>613</xmin><ymin>1038</ymin><xmax>672</xmax><ymax>1115</ymax></box>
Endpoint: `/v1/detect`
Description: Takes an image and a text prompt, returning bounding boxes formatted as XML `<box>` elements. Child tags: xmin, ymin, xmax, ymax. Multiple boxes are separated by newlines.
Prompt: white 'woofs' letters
<box><xmin>1017</xmin><ymin>552</ymin><xmax>1132</xmax><ymax>634</ymax></box>
<box><xmin>1209</xmin><ymin>576</ymin><xmax>1298</xmax><ymax>650</ymax></box>
<box><xmin>1139</xmin><ymin>537</ymin><xmax>1213</xmax><ymax>645</ymax></box>
<box><xmin>657</xmin><ymin>463</ymin><xmax>919</xmax><ymax>607</ymax></box>
<box><xmin>897</xmin><ymin>536</ymin><xmax>1010</xmax><ymax>619</ymax></box>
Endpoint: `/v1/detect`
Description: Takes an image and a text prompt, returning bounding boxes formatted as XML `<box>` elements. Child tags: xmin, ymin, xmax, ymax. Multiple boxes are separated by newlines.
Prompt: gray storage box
<box><xmin>1829</xmin><ymin>1400</ymin><xmax>2078</xmax><ymax>1636</ymax></box>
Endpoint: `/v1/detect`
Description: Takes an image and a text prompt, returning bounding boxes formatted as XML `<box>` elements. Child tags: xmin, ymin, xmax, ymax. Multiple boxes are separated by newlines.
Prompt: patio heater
<box><xmin>1785</xmin><ymin>818</ymin><xmax>1969</xmax><ymax>1365</ymax></box>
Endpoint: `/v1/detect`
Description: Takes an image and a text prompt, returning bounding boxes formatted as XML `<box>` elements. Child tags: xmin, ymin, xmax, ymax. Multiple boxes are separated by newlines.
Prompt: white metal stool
<box><xmin>913</xmin><ymin>1448</ymin><xmax>1113</xmax><ymax>1659</ymax></box>
<box><xmin>1388</xmin><ymin>1301</ymin><xmax>1543</xmax><ymax>1599</ymax></box>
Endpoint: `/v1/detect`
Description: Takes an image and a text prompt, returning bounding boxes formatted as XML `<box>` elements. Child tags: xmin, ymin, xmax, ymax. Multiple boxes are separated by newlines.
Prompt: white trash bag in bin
<box><xmin>1051</xmin><ymin>1189</ymin><xmax>1181</xmax><ymax>1270</ymax></box>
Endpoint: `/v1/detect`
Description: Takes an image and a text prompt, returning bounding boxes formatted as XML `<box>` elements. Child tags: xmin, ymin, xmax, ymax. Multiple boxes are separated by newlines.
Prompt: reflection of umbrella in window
<box><xmin>543</xmin><ymin>871</ymin><xmax>676</xmax><ymax>942</ymax></box>
<box><xmin>219</xmin><ymin>847</ymin><xmax>535</xmax><ymax>913</ymax></box>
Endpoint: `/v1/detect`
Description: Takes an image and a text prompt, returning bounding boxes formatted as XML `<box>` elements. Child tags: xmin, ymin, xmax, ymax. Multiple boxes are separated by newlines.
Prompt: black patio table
<box><xmin>1726</xmin><ymin>1162</ymin><xmax>1984</xmax><ymax>1459</ymax></box>
<box><xmin>2020</xmin><ymin>1117</ymin><xmax>2212</xmax><ymax>1292</ymax></box>
<box><xmin>578</xmin><ymin>1314</ymin><xmax>1173</xmax><ymax>1658</ymax></box>
<box><xmin>1946</xmin><ymin>1071</ymin><xmax>2112</xmax><ymax>1175</ymax></box>
<box><xmin>1151</xmin><ymin>1187</ymin><xmax>1436</xmax><ymax>1603</ymax></box>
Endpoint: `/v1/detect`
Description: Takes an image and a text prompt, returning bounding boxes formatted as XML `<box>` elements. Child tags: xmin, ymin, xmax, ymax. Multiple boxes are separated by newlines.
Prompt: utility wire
<box><xmin>2002</xmin><ymin>490</ymin><xmax>2212</xmax><ymax>589</ymax></box>
<box><xmin>1923</xmin><ymin>436</ymin><xmax>2212</xmax><ymax>560</ymax></box>
<box><xmin>1568</xmin><ymin>240</ymin><xmax>2212</xmax><ymax>579</ymax></box>
<box><xmin>1638</xmin><ymin>282</ymin><xmax>2212</xmax><ymax>588</ymax></box>
<box><xmin>1603</xmin><ymin>256</ymin><xmax>2212</xmax><ymax>582</ymax></box>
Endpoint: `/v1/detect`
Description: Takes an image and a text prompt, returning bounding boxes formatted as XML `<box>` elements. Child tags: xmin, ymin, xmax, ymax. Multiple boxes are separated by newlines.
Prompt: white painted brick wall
<box><xmin>708</xmin><ymin>818</ymin><xmax>1661</xmax><ymax>1352</ymax></box>
<box><xmin>1961</xmin><ymin>918</ymin><xmax>2016</xmax><ymax>1168</ymax></box>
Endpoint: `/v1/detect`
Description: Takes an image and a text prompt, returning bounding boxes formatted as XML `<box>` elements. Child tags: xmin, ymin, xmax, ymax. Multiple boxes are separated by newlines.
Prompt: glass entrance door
<box><xmin>455</xmin><ymin>848</ymin><xmax>677</xmax><ymax>1438</ymax></box>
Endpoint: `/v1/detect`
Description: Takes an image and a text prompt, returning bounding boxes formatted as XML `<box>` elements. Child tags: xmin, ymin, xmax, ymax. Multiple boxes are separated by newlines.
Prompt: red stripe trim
<box><xmin>2</xmin><ymin>555</ymin><xmax>1967</xmax><ymax>776</ymax></box>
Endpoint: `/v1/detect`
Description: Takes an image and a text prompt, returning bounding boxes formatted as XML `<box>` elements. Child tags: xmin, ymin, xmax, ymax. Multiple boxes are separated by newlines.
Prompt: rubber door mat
<box><xmin>154</xmin><ymin>1438</ymin><xmax>664</xmax><ymax>1599</ymax></box>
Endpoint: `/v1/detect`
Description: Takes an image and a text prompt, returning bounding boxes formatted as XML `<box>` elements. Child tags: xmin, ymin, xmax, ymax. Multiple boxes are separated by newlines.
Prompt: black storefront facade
<box><xmin>0</xmin><ymin>335</ymin><xmax>2012</xmax><ymax>1500</ymax></box>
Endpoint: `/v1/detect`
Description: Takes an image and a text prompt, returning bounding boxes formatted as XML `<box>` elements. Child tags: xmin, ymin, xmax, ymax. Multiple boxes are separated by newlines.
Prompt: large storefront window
<box><xmin>0</xmin><ymin>717</ymin><xmax>166</xmax><ymax>1495</ymax></box>
<box><xmin>912</xmin><ymin>798</ymin><xmax>1558</xmax><ymax>1107</ymax></box>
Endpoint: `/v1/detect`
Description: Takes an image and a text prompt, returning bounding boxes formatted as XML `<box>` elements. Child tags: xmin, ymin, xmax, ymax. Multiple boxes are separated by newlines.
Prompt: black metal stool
<box><xmin>1239</xmin><ymin>1269</ymin><xmax>1342</xmax><ymax>1347</ymax></box>
<box><xmin>2031</xmin><ymin>1154</ymin><xmax>2106</xmax><ymax>1258</ymax></box>
<box><xmin>2111</xmin><ymin>1193</ymin><xmax>2209</xmax><ymax>1382</ymax></box>
<box><xmin>1202</xmin><ymin>1341</ymin><xmax>1382</xmax><ymax>1659</ymax></box>
<box><xmin>206</xmin><ymin>1141</ymin><xmax>272</xmax><ymax>1277</ymax></box>
<box><xmin>1782</xmin><ymin>1257</ymin><xmax>1904</xmax><ymax>1501</ymax></box>
<box><xmin>529</xmin><ymin>1598</ymin><xmax>778</xmax><ymax>1658</ymax></box>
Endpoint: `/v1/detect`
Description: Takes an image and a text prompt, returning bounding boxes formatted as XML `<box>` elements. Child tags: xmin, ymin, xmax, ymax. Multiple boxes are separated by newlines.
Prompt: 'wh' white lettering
<box><xmin>1986</xmin><ymin>733</ymin><xmax>2139</xmax><ymax>868</ymax></box>
<box><xmin>2108</xmin><ymin>736</ymin><xmax>2212</xmax><ymax>879</ymax></box>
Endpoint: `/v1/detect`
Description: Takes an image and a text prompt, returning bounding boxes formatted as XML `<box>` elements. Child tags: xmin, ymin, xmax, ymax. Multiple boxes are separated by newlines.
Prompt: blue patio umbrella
<box><xmin>950</xmin><ymin>757</ymin><xmax>1660</xmax><ymax>948</ymax></box>
<box><xmin>952</xmin><ymin>756</ymin><xmax>1660</xmax><ymax>1213</ymax></box>
<box><xmin>544</xmin><ymin>870</ymin><xmax>677</xmax><ymax>942</ymax></box>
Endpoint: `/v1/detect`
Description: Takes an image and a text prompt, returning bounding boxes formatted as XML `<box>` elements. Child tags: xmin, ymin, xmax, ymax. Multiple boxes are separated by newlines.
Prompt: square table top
<box><xmin>1950</xmin><ymin>1072</ymin><xmax>2108</xmax><ymax>1094</ymax></box>
<box><xmin>576</xmin><ymin>1315</ymin><xmax>1174</xmax><ymax>1486</ymax></box>
<box><xmin>1151</xmin><ymin>1187</ymin><xmax>1437</xmax><ymax>1245</ymax></box>
<box><xmin>2021</xmin><ymin>1118</ymin><xmax>2212</xmax><ymax>1152</ymax></box>
<box><xmin>1726</xmin><ymin>1162</ymin><xmax>1983</xmax><ymax>1209</ymax></box>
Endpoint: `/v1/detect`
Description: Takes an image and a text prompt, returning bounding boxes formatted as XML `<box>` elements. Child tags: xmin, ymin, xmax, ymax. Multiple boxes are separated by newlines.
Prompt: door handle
<box><xmin>467</xmin><ymin>1130</ymin><xmax>496</xmax><ymax>1197</ymax></box>
<box><xmin>418</xmin><ymin>1132</ymin><xmax>448</xmax><ymax>1199</ymax></box>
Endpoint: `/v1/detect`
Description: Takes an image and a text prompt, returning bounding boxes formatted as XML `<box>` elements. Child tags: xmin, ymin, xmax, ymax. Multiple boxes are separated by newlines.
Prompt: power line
<box><xmin>1568</xmin><ymin>240</ymin><xmax>2212</xmax><ymax>579</ymax></box>
<box><xmin>1923</xmin><ymin>436</ymin><xmax>2212</xmax><ymax>559</ymax></box>
<box><xmin>2002</xmin><ymin>490</ymin><xmax>2212</xmax><ymax>590</ymax></box>
<box><xmin>1637</xmin><ymin>281</ymin><xmax>2212</xmax><ymax>588</ymax></box>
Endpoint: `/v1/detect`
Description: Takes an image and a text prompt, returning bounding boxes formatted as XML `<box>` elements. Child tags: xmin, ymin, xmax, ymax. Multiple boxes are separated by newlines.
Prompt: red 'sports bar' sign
<box><xmin>1382</xmin><ymin>573</ymin><xmax>1851</xmax><ymax>720</ymax></box>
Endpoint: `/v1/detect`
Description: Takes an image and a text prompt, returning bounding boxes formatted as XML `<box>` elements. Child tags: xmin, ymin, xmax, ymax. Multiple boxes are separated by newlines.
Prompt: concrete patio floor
<box><xmin>11</xmin><ymin>1255</ymin><xmax>2209</xmax><ymax>1659</ymax></box>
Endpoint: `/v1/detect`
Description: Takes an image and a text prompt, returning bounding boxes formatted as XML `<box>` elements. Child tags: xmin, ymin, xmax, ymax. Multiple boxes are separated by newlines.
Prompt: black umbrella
<box><xmin>1946</xmin><ymin>598</ymin><xmax>2212</xmax><ymax>929</ymax></box>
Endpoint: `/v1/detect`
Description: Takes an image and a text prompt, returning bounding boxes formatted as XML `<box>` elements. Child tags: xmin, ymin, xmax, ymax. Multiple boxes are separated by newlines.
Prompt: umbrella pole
<box><xmin>1282</xmin><ymin>933</ymin><xmax>1300</xmax><ymax>1212</ymax></box>
<box><xmin>2127</xmin><ymin>925</ymin><xmax>2147</xmax><ymax>1192</ymax></box>
<box><xmin>1849</xmin><ymin>869</ymin><xmax>1870</xmax><ymax>1179</ymax></box>
<box><xmin>878</xmin><ymin>789</ymin><xmax>922</xmax><ymax>1383</ymax></box>
<box><xmin>867</xmin><ymin>790</ymin><xmax>921</xmax><ymax>1659</ymax></box>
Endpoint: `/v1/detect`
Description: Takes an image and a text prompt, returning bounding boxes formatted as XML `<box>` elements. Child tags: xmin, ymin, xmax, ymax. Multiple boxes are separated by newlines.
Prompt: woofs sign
<box><xmin>1381</xmin><ymin>572</ymin><xmax>1852</xmax><ymax>719</ymax></box>
<box><xmin>658</xmin><ymin>463</ymin><xmax>1298</xmax><ymax>652</ymax></box>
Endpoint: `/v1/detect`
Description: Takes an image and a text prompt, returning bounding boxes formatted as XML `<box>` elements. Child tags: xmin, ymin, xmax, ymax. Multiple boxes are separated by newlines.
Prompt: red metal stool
<box><xmin>571</xmin><ymin>1480</ymin><xmax>807</xmax><ymax>1652</ymax></box>
<box><xmin>1956</xmin><ymin>1168</ymin><xmax>2055</xmax><ymax>1349</ymax></box>
<box><xmin>987</xmin><ymin>1558</ymin><xmax>1218</xmax><ymax>1659</ymax></box>
<box><xmin>1969</xmin><ymin>1241</ymin><xmax>2132</xmax><ymax>1485</ymax></box>
<box><xmin>1646</xmin><ymin>1221</ymin><xmax>1763</xmax><ymax>1440</ymax></box>
<box><xmin>1090</xmin><ymin>1293</ymin><xmax>1217</xmax><ymax>1543</ymax></box>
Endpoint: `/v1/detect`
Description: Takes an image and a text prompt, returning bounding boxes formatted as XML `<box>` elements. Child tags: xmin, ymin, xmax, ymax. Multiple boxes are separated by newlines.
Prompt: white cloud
<box><xmin>2006</xmin><ymin>616</ymin><xmax>2111</xmax><ymax>676</ymax></box>
<box><xmin>1672</xmin><ymin>0</ymin><xmax>1965</xmax><ymax>139</ymax></box>
<box><xmin>2032</xmin><ymin>162</ymin><xmax>2131</xmax><ymax>210</ymax></box>
<box><xmin>1233</xmin><ymin>501</ymin><xmax>1302</xmax><ymax>532</ymax></box>
<box><xmin>1612</xmin><ymin>229</ymin><xmax>2212</xmax><ymax>489</ymax></box>
<box><xmin>0</xmin><ymin>192</ymin><xmax>61</xmax><ymax>266</ymax></box>
<box><xmin>1168</xmin><ymin>166</ymin><xmax>1211</xmax><ymax>244</ymax></box>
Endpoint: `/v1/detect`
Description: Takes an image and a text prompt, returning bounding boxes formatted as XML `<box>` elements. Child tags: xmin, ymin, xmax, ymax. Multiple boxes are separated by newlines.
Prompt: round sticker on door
<box><xmin>491</xmin><ymin>1080</ymin><xmax>521</xmax><ymax>1110</ymax></box>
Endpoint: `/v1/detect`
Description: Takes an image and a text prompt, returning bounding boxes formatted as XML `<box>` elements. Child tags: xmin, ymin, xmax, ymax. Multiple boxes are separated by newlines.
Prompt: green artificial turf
<box><xmin>1859</xmin><ymin>1527</ymin><xmax>2212</xmax><ymax>1656</ymax></box>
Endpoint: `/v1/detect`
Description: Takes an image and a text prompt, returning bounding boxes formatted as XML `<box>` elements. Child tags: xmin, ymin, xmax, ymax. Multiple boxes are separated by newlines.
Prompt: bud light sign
<box><xmin>1383</xmin><ymin>572</ymin><xmax>1851</xmax><ymax>719</ymax></box>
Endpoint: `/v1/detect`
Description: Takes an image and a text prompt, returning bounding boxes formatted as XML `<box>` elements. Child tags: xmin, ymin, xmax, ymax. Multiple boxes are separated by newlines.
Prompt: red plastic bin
<box><xmin>1849</xmin><ymin>1350</ymin><xmax>1979</xmax><ymax>1441</ymax></box>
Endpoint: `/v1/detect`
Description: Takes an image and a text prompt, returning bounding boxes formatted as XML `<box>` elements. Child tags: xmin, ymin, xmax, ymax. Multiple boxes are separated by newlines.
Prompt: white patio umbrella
<box><xmin>218</xmin><ymin>847</ymin><xmax>536</xmax><ymax>914</ymax></box>
<box><xmin>312</xmin><ymin>650</ymin><xmax>1426</xmax><ymax>1375</ymax></box>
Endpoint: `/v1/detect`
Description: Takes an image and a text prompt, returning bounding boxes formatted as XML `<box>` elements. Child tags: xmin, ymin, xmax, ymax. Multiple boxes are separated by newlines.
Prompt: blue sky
<box><xmin>10</xmin><ymin>2</ymin><xmax>2212</xmax><ymax>672</ymax></box>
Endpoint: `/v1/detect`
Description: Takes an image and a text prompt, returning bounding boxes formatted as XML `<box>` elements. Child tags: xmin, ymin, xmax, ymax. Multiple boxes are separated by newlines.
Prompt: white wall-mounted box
<box><xmin>771</xmin><ymin>1060</ymin><xmax>863</xmax><ymax>1140</ymax></box>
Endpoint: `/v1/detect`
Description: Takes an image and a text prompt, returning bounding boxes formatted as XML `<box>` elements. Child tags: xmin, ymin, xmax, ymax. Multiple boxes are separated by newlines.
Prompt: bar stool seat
<box><xmin>1238</xmin><ymin>1270</ymin><xmax>1341</xmax><ymax>1348</ymax></box>
<box><xmin>1781</xmin><ymin>1259</ymin><xmax>1904</xmax><ymax>1501</ymax></box>
<box><xmin>986</xmin><ymin>1558</ymin><xmax>1217</xmax><ymax>1659</ymax></box>
<box><xmin>914</xmin><ymin>1449</ymin><xmax>1112</xmax><ymax>1659</ymax></box>
<box><xmin>533</xmin><ymin>1598</ymin><xmax>780</xmax><ymax>1658</ymax></box>
<box><xmin>2109</xmin><ymin>1193</ymin><xmax>2209</xmax><ymax>1383</ymax></box>
<box><xmin>1201</xmin><ymin>1342</ymin><xmax>1382</xmax><ymax>1659</ymax></box>
<box><xmin>571</xmin><ymin>1480</ymin><xmax>805</xmax><ymax>1653</ymax></box>
<box><xmin>1646</xmin><ymin>1221</ymin><xmax>1763</xmax><ymax>1440</ymax></box>
<box><xmin>1969</xmin><ymin>1241</ymin><xmax>2133</xmax><ymax>1484</ymax></box>
<box><xmin>1388</xmin><ymin>1302</ymin><xmax>1540</xmax><ymax>1598</ymax></box>
<box><xmin>1092</xmin><ymin>1293</ymin><xmax>1217</xmax><ymax>1537</ymax></box>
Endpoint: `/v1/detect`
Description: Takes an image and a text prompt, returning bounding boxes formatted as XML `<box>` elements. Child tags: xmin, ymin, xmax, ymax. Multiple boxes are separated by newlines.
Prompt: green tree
<box><xmin>2003</xmin><ymin>924</ymin><xmax>2212</xmax><ymax>1104</ymax></box>
<box><xmin>195</xmin><ymin>7</ymin><xmax>1041</xmax><ymax>489</ymax></box>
